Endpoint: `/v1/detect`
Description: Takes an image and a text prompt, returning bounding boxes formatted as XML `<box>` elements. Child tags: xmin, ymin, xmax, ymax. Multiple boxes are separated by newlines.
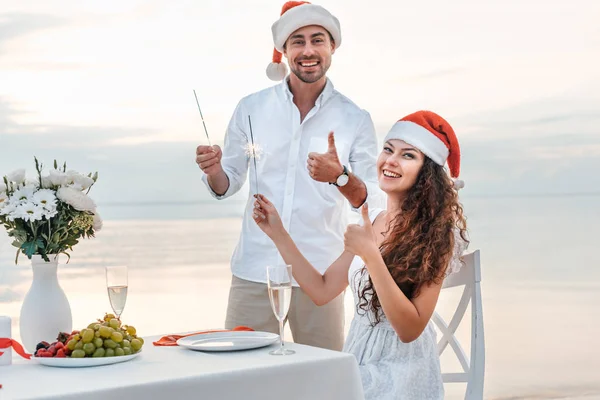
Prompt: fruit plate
<box><xmin>177</xmin><ymin>331</ymin><xmax>279</xmax><ymax>352</ymax></box>
<box><xmin>32</xmin><ymin>351</ymin><xmax>141</xmax><ymax>368</ymax></box>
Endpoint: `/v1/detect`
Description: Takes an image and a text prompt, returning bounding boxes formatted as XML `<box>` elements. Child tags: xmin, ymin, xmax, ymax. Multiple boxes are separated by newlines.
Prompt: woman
<box><xmin>253</xmin><ymin>110</ymin><xmax>469</xmax><ymax>399</ymax></box>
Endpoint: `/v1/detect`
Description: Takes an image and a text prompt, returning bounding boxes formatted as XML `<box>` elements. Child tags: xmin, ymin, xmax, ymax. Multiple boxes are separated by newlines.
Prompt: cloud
<box><xmin>0</xmin><ymin>13</ymin><xmax>68</xmax><ymax>52</ymax></box>
<box><xmin>0</xmin><ymin>97</ymin><xmax>160</xmax><ymax>148</ymax></box>
<box><xmin>453</xmin><ymin>84</ymin><xmax>600</xmax><ymax>140</ymax></box>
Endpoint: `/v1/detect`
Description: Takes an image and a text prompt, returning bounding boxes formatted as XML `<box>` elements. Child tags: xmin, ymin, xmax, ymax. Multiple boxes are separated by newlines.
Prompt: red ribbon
<box><xmin>0</xmin><ymin>338</ymin><xmax>32</xmax><ymax>360</ymax></box>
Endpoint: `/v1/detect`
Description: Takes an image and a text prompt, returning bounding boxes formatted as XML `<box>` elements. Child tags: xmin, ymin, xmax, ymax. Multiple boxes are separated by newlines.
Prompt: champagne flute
<box><xmin>105</xmin><ymin>266</ymin><xmax>128</xmax><ymax>319</ymax></box>
<box><xmin>267</xmin><ymin>264</ymin><xmax>295</xmax><ymax>355</ymax></box>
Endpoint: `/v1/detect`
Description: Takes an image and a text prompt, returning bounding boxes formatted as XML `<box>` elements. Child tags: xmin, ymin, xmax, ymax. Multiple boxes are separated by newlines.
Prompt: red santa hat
<box><xmin>384</xmin><ymin>110</ymin><xmax>464</xmax><ymax>189</ymax></box>
<box><xmin>266</xmin><ymin>1</ymin><xmax>342</xmax><ymax>81</ymax></box>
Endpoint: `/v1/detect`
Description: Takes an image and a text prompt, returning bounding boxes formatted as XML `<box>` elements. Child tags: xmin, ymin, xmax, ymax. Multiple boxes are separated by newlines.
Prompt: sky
<box><xmin>1</xmin><ymin>0</ymin><xmax>599</xmax><ymax>210</ymax></box>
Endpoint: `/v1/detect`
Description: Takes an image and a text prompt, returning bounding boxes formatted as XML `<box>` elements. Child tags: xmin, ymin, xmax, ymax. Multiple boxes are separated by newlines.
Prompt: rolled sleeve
<box><xmin>349</xmin><ymin>111</ymin><xmax>385</xmax><ymax>211</ymax></box>
<box><xmin>200</xmin><ymin>100</ymin><xmax>250</xmax><ymax>200</ymax></box>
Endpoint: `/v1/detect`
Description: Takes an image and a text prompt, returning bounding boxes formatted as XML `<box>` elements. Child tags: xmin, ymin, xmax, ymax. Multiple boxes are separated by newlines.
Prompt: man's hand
<box><xmin>307</xmin><ymin>132</ymin><xmax>343</xmax><ymax>183</ymax></box>
<box><xmin>196</xmin><ymin>145</ymin><xmax>223</xmax><ymax>176</ymax></box>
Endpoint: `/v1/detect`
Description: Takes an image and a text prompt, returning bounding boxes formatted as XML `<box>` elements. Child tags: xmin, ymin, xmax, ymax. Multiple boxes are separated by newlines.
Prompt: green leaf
<box><xmin>20</xmin><ymin>239</ymin><xmax>44</xmax><ymax>258</ymax></box>
<box><xmin>21</xmin><ymin>241</ymin><xmax>37</xmax><ymax>258</ymax></box>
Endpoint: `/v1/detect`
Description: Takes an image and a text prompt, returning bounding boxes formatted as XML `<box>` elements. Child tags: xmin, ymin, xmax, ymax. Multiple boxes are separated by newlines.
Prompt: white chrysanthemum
<box><xmin>0</xmin><ymin>182</ymin><xmax>6</xmax><ymax>193</ymax></box>
<box><xmin>11</xmin><ymin>187</ymin><xmax>36</xmax><ymax>204</ymax></box>
<box><xmin>33</xmin><ymin>189</ymin><xmax>57</xmax><ymax>209</ymax></box>
<box><xmin>42</xmin><ymin>207</ymin><xmax>58</xmax><ymax>219</ymax></box>
<box><xmin>48</xmin><ymin>169</ymin><xmax>68</xmax><ymax>187</ymax></box>
<box><xmin>7</xmin><ymin>169</ymin><xmax>26</xmax><ymax>184</ymax></box>
<box><xmin>92</xmin><ymin>212</ymin><xmax>103</xmax><ymax>231</ymax></box>
<box><xmin>0</xmin><ymin>202</ymin><xmax>18</xmax><ymax>220</ymax></box>
<box><xmin>56</xmin><ymin>187</ymin><xmax>96</xmax><ymax>212</ymax></box>
<box><xmin>15</xmin><ymin>202</ymin><xmax>44</xmax><ymax>222</ymax></box>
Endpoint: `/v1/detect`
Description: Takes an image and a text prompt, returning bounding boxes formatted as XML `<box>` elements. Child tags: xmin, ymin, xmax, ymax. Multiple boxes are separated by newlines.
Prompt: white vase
<box><xmin>19</xmin><ymin>254</ymin><xmax>72</xmax><ymax>353</ymax></box>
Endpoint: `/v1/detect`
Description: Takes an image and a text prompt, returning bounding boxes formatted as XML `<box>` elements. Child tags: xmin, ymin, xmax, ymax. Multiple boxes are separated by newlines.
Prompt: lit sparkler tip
<box><xmin>244</xmin><ymin>143</ymin><xmax>263</xmax><ymax>160</ymax></box>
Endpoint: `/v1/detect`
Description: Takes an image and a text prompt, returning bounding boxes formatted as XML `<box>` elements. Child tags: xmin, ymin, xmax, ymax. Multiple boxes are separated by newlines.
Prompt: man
<box><xmin>195</xmin><ymin>1</ymin><xmax>383</xmax><ymax>351</ymax></box>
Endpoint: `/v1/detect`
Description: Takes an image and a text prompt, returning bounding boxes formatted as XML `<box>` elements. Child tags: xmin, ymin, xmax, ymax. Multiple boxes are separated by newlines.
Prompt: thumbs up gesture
<box><xmin>344</xmin><ymin>203</ymin><xmax>379</xmax><ymax>261</ymax></box>
<box><xmin>307</xmin><ymin>132</ymin><xmax>344</xmax><ymax>183</ymax></box>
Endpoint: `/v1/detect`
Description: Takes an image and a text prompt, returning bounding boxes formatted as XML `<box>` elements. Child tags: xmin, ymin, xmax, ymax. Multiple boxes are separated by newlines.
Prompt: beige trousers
<box><xmin>224</xmin><ymin>275</ymin><xmax>345</xmax><ymax>351</ymax></box>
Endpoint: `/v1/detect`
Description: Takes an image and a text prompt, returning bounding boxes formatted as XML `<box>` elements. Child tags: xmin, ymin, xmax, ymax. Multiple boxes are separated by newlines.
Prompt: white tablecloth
<box><xmin>0</xmin><ymin>336</ymin><xmax>364</xmax><ymax>400</ymax></box>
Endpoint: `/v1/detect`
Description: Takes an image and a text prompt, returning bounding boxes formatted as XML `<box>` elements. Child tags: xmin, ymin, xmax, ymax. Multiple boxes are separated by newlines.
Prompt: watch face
<box><xmin>337</xmin><ymin>174</ymin><xmax>349</xmax><ymax>187</ymax></box>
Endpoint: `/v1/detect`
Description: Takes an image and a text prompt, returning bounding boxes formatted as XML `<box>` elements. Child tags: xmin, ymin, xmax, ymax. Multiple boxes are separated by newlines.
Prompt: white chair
<box><xmin>432</xmin><ymin>250</ymin><xmax>485</xmax><ymax>400</ymax></box>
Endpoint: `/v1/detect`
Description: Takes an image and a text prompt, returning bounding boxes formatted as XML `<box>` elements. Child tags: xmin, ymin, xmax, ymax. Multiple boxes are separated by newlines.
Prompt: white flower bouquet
<box><xmin>0</xmin><ymin>158</ymin><xmax>102</xmax><ymax>263</ymax></box>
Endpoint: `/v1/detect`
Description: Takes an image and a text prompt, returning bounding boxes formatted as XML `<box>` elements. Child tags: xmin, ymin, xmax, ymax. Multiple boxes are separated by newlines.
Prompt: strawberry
<box><xmin>55</xmin><ymin>349</ymin><xmax>66</xmax><ymax>358</ymax></box>
<box><xmin>55</xmin><ymin>342</ymin><xmax>65</xmax><ymax>350</ymax></box>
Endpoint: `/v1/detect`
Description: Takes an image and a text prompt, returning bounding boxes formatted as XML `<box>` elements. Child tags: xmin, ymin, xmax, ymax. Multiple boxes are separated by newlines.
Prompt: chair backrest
<box><xmin>432</xmin><ymin>250</ymin><xmax>485</xmax><ymax>400</ymax></box>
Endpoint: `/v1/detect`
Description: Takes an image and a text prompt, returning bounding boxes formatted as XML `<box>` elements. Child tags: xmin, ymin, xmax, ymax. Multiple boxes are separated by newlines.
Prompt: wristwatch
<box><xmin>331</xmin><ymin>165</ymin><xmax>349</xmax><ymax>187</ymax></box>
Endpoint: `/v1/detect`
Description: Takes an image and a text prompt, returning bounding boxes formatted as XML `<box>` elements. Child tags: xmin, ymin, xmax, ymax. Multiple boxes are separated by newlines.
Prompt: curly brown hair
<box><xmin>357</xmin><ymin>157</ymin><xmax>469</xmax><ymax>325</ymax></box>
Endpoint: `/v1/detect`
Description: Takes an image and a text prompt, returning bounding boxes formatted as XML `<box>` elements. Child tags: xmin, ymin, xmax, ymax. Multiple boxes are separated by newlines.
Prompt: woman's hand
<box><xmin>344</xmin><ymin>203</ymin><xmax>380</xmax><ymax>262</ymax></box>
<box><xmin>252</xmin><ymin>194</ymin><xmax>285</xmax><ymax>240</ymax></box>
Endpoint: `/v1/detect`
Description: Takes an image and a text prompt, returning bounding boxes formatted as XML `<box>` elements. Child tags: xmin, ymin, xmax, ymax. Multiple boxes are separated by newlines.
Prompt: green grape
<box><xmin>81</xmin><ymin>329</ymin><xmax>94</xmax><ymax>344</ymax></box>
<box><xmin>111</xmin><ymin>332</ymin><xmax>123</xmax><ymax>343</ymax></box>
<box><xmin>115</xmin><ymin>347</ymin><xmax>125</xmax><ymax>357</ymax></box>
<box><xmin>105</xmin><ymin>348</ymin><xmax>115</xmax><ymax>357</ymax></box>
<box><xmin>93</xmin><ymin>338</ymin><xmax>103</xmax><ymax>348</ymax></box>
<box><xmin>138</xmin><ymin>337</ymin><xmax>144</xmax><ymax>345</ymax></box>
<box><xmin>109</xmin><ymin>318</ymin><xmax>120</xmax><ymax>330</ymax></box>
<box><xmin>93</xmin><ymin>324</ymin><xmax>101</xmax><ymax>331</ymax></box>
<box><xmin>126</xmin><ymin>326</ymin><xmax>137</xmax><ymax>336</ymax></box>
<box><xmin>123</xmin><ymin>347</ymin><xmax>132</xmax><ymax>355</ymax></box>
<box><xmin>83</xmin><ymin>342</ymin><xmax>96</xmax><ymax>355</ymax></box>
<box><xmin>130</xmin><ymin>338</ymin><xmax>142</xmax><ymax>351</ymax></box>
<box><xmin>87</xmin><ymin>322</ymin><xmax>97</xmax><ymax>329</ymax></box>
<box><xmin>122</xmin><ymin>339</ymin><xmax>131</xmax><ymax>349</ymax></box>
<box><xmin>71</xmin><ymin>349</ymin><xmax>86</xmax><ymax>358</ymax></box>
<box><xmin>92</xmin><ymin>347</ymin><xmax>106</xmax><ymax>358</ymax></box>
<box><xmin>99</xmin><ymin>326</ymin><xmax>112</xmax><ymax>338</ymax></box>
<box><xmin>73</xmin><ymin>334</ymin><xmax>81</xmax><ymax>341</ymax></box>
<box><xmin>95</xmin><ymin>331</ymin><xmax>101</xmax><ymax>338</ymax></box>
<box><xmin>67</xmin><ymin>339</ymin><xmax>78</xmax><ymax>351</ymax></box>
<box><xmin>74</xmin><ymin>341</ymin><xmax>84</xmax><ymax>350</ymax></box>
<box><xmin>103</xmin><ymin>339</ymin><xmax>117</xmax><ymax>349</ymax></box>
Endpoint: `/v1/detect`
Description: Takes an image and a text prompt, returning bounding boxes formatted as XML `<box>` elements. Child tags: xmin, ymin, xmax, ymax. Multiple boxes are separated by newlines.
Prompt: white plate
<box><xmin>32</xmin><ymin>351</ymin><xmax>141</xmax><ymax>368</ymax></box>
<box><xmin>177</xmin><ymin>331</ymin><xmax>279</xmax><ymax>352</ymax></box>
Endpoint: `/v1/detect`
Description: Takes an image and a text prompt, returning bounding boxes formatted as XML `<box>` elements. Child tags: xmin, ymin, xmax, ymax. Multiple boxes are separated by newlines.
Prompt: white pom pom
<box><xmin>266</xmin><ymin>62</ymin><xmax>288</xmax><ymax>81</ymax></box>
<box><xmin>453</xmin><ymin>179</ymin><xmax>465</xmax><ymax>190</ymax></box>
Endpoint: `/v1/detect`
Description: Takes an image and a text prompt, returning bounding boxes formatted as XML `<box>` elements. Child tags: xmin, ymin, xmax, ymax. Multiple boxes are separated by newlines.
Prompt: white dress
<box><xmin>342</xmin><ymin>208</ymin><xmax>467</xmax><ymax>400</ymax></box>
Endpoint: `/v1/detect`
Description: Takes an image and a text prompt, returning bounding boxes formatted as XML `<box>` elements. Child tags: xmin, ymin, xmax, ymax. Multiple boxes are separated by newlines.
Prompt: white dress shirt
<box><xmin>201</xmin><ymin>78</ymin><xmax>384</xmax><ymax>285</ymax></box>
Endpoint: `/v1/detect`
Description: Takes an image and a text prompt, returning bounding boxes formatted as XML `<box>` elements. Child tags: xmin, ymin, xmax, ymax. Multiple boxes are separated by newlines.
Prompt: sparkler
<box><xmin>247</xmin><ymin>115</ymin><xmax>260</xmax><ymax>195</ymax></box>
<box><xmin>193</xmin><ymin>90</ymin><xmax>212</xmax><ymax>146</ymax></box>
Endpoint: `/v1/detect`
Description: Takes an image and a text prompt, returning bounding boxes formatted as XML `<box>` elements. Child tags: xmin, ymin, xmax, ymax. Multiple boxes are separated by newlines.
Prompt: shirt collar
<box><xmin>280</xmin><ymin>77</ymin><xmax>335</xmax><ymax>107</ymax></box>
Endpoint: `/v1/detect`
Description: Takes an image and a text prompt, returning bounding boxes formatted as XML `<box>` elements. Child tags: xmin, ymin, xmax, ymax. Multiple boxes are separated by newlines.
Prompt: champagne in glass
<box><xmin>267</xmin><ymin>264</ymin><xmax>295</xmax><ymax>355</ymax></box>
<box><xmin>106</xmin><ymin>266</ymin><xmax>128</xmax><ymax>319</ymax></box>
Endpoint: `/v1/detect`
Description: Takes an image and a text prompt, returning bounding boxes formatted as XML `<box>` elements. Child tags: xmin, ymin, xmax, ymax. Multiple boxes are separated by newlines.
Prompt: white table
<box><xmin>0</xmin><ymin>336</ymin><xmax>364</xmax><ymax>400</ymax></box>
